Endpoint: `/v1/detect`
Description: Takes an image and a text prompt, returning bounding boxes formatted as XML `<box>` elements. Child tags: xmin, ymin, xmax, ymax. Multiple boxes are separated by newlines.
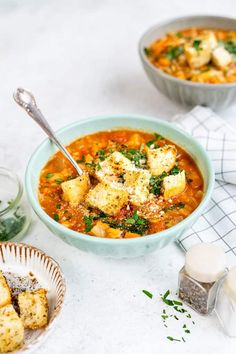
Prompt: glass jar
<box><xmin>178</xmin><ymin>243</ymin><xmax>227</xmax><ymax>315</ymax></box>
<box><xmin>0</xmin><ymin>167</ymin><xmax>31</xmax><ymax>241</ymax></box>
<box><xmin>215</xmin><ymin>267</ymin><xmax>236</xmax><ymax>337</ymax></box>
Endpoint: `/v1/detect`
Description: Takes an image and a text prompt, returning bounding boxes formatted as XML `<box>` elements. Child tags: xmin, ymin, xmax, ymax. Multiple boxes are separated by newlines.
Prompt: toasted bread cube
<box><xmin>86</xmin><ymin>182</ymin><xmax>128</xmax><ymax>216</ymax></box>
<box><xmin>124</xmin><ymin>169</ymin><xmax>151</xmax><ymax>206</ymax></box>
<box><xmin>90</xmin><ymin>221</ymin><xmax>109</xmax><ymax>237</ymax></box>
<box><xmin>192</xmin><ymin>69</ymin><xmax>224</xmax><ymax>83</ymax></box>
<box><xmin>124</xmin><ymin>231</ymin><xmax>140</xmax><ymax>238</ymax></box>
<box><xmin>212</xmin><ymin>47</ymin><xmax>232</xmax><ymax>69</ymax></box>
<box><xmin>18</xmin><ymin>288</ymin><xmax>48</xmax><ymax>329</ymax></box>
<box><xmin>203</xmin><ymin>31</ymin><xmax>218</xmax><ymax>50</ymax></box>
<box><xmin>0</xmin><ymin>304</ymin><xmax>24</xmax><ymax>353</ymax></box>
<box><xmin>185</xmin><ymin>41</ymin><xmax>211</xmax><ymax>69</ymax></box>
<box><xmin>127</xmin><ymin>133</ymin><xmax>145</xmax><ymax>148</ymax></box>
<box><xmin>61</xmin><ymin>174</ymin><xmax>90</xmax><ymax>206</ymax></box>
<box><xmin>147</xmin><ymin>145</ymin><xmax>177</xmax><ymax>176</ymax></box>
<box><xmin>106</xmin><ymin>227</ymin><xmax>123</xmax><ymax>239</ymax></box>
<box><xmin>163</xmin><ymin>171</ymin><xmax>186</xmax><ymax>199</ymax></box>
<box><xmin>95</xmin><ymin>152</ymin><xmax>133</xmax><ymax>183</ymax></box>
<box><xmin>0</xmin><ymin>272</ymin><xmax>11</xmax><ymax>308</ymax></box>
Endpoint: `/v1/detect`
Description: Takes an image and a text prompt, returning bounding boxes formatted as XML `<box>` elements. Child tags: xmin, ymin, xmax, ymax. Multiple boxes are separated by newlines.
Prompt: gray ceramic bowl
<box><xmin>139</xmin><ymin>15</ymin><xmax>236</xmax><ymax>109</ymax></box>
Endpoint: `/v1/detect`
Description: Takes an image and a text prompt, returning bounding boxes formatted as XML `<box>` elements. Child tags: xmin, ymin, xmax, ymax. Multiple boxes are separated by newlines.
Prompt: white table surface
<box><xmin>1</xmin><ymin>0</ymin><xmax>236</xmax><ymax>353</ymax></box>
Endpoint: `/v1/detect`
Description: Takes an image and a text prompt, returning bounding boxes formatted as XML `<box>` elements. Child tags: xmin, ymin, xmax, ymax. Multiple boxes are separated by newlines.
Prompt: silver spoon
<box><xmin>13</xmin><ymin>88</ymin><xmax>83</xmax><ymax>176</ymax></box>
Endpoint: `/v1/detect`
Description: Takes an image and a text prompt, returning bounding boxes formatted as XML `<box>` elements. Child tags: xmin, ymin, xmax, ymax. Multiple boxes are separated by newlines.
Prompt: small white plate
<box><xmin>0</xmin><ymin>242</ymin><xmax>66</xmax><ymax>353</ymax></box>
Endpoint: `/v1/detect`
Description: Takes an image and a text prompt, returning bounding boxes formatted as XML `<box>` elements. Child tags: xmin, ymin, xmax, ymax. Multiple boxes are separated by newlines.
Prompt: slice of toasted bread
<box><xmin>0</xmin><ymin>272</ymin><xmax>11</xmax><ymax>308</ymax></box>
<box><xmin>0</xmin><ymin>304</ymin><xmax>24</xmax><ymax>353</ymax></box>
<box><xmin>18</xmin><ymin>288</ymin><xmax>48</xmax><ymax>329</ymax></box>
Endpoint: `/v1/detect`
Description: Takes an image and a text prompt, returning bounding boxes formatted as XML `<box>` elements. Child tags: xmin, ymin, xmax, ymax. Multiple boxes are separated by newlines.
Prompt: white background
<box><xmin>1</xmin><ymin>0</ymin><xmax>236</xmax><ymax>353</ymax></box>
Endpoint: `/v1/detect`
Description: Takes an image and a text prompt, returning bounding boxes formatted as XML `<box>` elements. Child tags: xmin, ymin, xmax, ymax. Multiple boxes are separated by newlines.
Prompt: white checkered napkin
<box><xmin>172</xmin><ymin>106</ymin><xmax>236</xmax><ymax>266</ymax></box>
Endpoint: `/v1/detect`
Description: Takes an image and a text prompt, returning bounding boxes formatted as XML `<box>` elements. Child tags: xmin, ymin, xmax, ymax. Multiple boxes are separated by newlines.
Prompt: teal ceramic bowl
<box><xmin>25</xmin><ymin>115</ymin><xmax>214</xmax><ymax>258</ymax></box>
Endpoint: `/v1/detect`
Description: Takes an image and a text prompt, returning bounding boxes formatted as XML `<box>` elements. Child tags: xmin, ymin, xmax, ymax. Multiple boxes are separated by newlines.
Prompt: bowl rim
<box><xmin>25</xmin><ymin>114</ymin><xmax>215</xmax><ymax>245</ymax></box>
<box><xmin>0</xmin><ymin>241</ymin><xmax>66</xmax><ymax>353</ymax></box>
<box><xmin>139</xmin><ymin>14</ymin><xmax>236</xmax><ymax>89</ymax></box>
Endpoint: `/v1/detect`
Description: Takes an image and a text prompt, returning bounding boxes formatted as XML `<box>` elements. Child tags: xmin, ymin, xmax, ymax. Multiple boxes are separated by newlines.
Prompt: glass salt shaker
<box><xmin>178</xmin><ymin>243</ymin><xmax>227</xmax><ymax>315</ymax></box>
<box><xmin>215</xmin><ymin>267</ymin><xmax>236</xmax><ymax>337</ymax></box>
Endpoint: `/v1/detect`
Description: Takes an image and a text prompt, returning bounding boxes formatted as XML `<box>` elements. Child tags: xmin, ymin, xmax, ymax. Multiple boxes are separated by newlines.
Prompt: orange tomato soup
<box><xmin>145</xmin><ymin>28</ymin><xmax>236</xmax><ymax>83</ymax></box>
<box><xmin>39</xmin><ymin>130</ymin><xmax>204</xmax><ymax>238</ymax></box>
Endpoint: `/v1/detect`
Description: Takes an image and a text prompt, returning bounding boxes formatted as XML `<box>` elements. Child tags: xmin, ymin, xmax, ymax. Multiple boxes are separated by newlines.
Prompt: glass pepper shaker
<box><xmin>0</xmin><ymin>167</ymin><xmax>31</xmax><ymax>242</ymax></box>
<box><xmin>178</xmin><ymin>243</ymin><xmax>227</xmax><ymax>315</ymax></box>
<box><xmin>215</xmin><ymin>267</ymin><xmax>236</xmax><ymax>337</ymax></box>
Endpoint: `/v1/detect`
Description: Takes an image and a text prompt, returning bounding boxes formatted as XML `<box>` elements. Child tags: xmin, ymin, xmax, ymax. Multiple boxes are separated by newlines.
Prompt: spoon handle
<box><xmin>13</xmin><ymin>88</ymin><xmax>83</xmax><ymax>176</ymax></box>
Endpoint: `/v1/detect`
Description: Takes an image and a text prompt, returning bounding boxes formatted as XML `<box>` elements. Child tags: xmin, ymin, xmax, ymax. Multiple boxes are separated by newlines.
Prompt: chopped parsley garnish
<box><xmin>102</xmin><ymin>211</ymin><xmax>148</xmax><ymax>235</ymax></box>
<box><xmin>56</xmin><ymin>203</ymin><xmax>61</xmax><ymax>209</ymax></box>
<box><xmin>149</xmin><ymin>172</ymin><xmax>168</xmax><ymax>195</ymax></box>
<box><xmin>142</xmin><ymin>290</ymin><xmax>153</xmax><ymax>299</ymax></box>
<box><xmin>144</xmin><ymin>47</ymin><xmax>151</xmax><ymax>56</ymax></box>
<box><xmin>76</xmin><ymin>155</ymin><xmax>85</xmax><ymax>163</ymax></box>
<box><xmin>193</xmin><ymin>39</ymin><xmax>202</xmax><ymax>51</ymax></box>
<box><xmin>224</xmin><ymin>40</ymin><xmax>236</xmax><ymax>56</ymax></box>
<box><xmin>55</xmin><ymin>178</ymin><xmax>64</xmax><ymax>184</ymax></box>
<box><xmin>166</xmin><ymin>46</ymin><xmax>184</xmax><ymax>60</ymax></box>
<box><xmin>120</xmin><ymin>147</ymin><xmax>147</xmax><ymax>168</ymax></box>
<box><xmin>86</xmin><ymin>162</ymin><xmax>102</xmax><ymax>171</ymax></box>
<box><xmin>96</xmin><ymin>150</ymin><xmax>107</xmax><ymax>161</ymax></box>
<box><xmin>162</xmin><ymin>202</ymin><xmax>185</xmax><ymax>213</ymax></box>
<box><xmin>46</xmin><ymin>173</ymin><xmax>54</xmax><ymax>179</ymax></box>
<box><xmin>146</xmin><ymin>133</ymin><xmax>163</xmax><ymax>149</ymax></box>
<box><xmin>176</xmin><ymin>32</ymin><xmax>183</xmax><ymax>38</ymax></box>
<box><xmin>124</xmin><ymin>210</ymin><xmax>149</xmax><ymax>235</ymax></box>
<box><xmin>84</xmin><ymin>215</ymin><xmax>94</xmax><ymax>232</ymax></box>
<box><xmin>67</xmin><ymin>176</ymin><xmax>76</xmax><ymax>180</ymax></box>
<box><xmin>170</xmin><ymin>165</ymin><xmax>182</xmax><ymax>175</ymax></box>
<box><xmin>53</xmin><ymin>213</ymin><xmax>59</xmax><ymax>222</ymax></box>
<box><xmin>154</xmin><ymin>133</ymin><xmax>164</xmax><ymax>140</ymax></box>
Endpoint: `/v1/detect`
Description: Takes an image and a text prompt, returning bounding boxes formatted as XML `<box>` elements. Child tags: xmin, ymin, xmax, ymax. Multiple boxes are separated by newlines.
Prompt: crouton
<box><xmin>124</xmin><ymin>231</ymin><xmax>140</xmax><ymax>238</ymax></box>
<box><xmin>86</xmin><ymin>182</ymin><xmax>128</xmax><ymax>216</ymax></box>
<box><xmin>106</xmin><ymin>227</ymin><xmax>123</xmax><ymax>238</ymax></box>
<box><xmin>90</xmin><ymin>221</ymin><xmax>109</xmax><ymax>237</ymax></box>
<box><xmin>127</xmin><ymin>133</ymin><xmax>145</xmax><ymax>148</ymax></box>
<box><xmin>212</xmin><ymin>47</ymin><xmax>232</xmax><ymax>69</ymax></box>
<box><xmin>185</xmin><ymin>40</ymin><xmax>211</xmax><ymax>69</ymax></box>
<box><xmin>18</xmin><ymin>288</ymin><xmax>48</xmax><ymax>329</ymax></box>
<box><xmin>203</xmin><ymin>31</ymin><xmax>218</xmax><ymax>50</ymax></box>
<box><xmin>147</xmin><ymin>145</ymin><xmax>177</xmax><ymax>176</ymax></box>
<box><xmin>61</xmin><ymin>174</ymin><xmax>90</xmax><ymax>206</ymax></box>
<box><xmin>95</xmin><ymin>152</ymin><xmax>134</xmax><ymax>184</ymax></box>
<box><xmin>0</xmin><ymin>272</ymin><xmax>11</xmax><ymax>308</ymax></box>
<box><xmin>163</xmin><ymin>171</ymin><xmax>186</xmax><ymax>199</ymax></box>
<box><xmin>124</xmin><ymin>169</ymin><xmax>151</xmax><ymax>206</ymax></box>
<box><xmin>0</xmin><ymin>304</ymin><xmax>24</xmax><ymax>353</ymax></box>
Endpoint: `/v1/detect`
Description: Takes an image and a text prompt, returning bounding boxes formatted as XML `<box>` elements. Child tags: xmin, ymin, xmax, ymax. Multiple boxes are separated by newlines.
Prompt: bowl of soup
<box><xmin>25</xmin><ymin>114</ymin><xmax>214</xmax><ymax>258</ymax></box>
<box><xmin>139</xmin><ymin>15</ymin><xmax>236</xmax><ymax>109</ymax></box>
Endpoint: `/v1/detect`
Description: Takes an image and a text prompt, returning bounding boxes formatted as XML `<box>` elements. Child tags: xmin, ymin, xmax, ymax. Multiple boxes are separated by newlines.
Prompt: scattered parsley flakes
<box><xmin>56</xmin><ymin>203</ymin><xmax>61</xmax><ymax>209</ymax></box>
<box><xmin>76</xmin><ymin>155</ymin><xmax>85</xmax><ymax>163</ymax></box>
<box><xmin>142</xmin><ymin>290</ymin><xmax>153</xmax><ymax>299</ymax></box>
<box><xmin>55</xmin><ymin>178</ymin><xmax>64</xmax><ymax>184</ymax></box>
<box><xmin>193</xmin><ymin>39</ymin><xmax>202</xmax><ymax>51</ymax></box>
<box><xmin>162</xmin><ymin>202</ymin><xmax>185</xmax><ymax>213</ymax></box>
<box><xmin>166</xmin><ymin>46</ymin><xmax>184</xmax><ymax>60</ymax></box>
<box><xmin>53</xmin><ymin>213</ymin><xmax>59</xmax><ymax>222</ymax></box>
<box><xmin>46</xmin><ymin>173</ymin><xmax>54</xmax><ymax>179</ymax></box>
<box><xmin>167</xmin><ymin>336</ymin><xmax>181</xmax><ymax>342</ymax></box>
<box><xmin>86</xmin><ymin>161</ymin><xmax>102</xmax><ymax>171</ymax></box>
<box><xmin>144</xmin><ymin>47</ymin><xmax>151</xmax><ymax>56</ymax></box>
<box><xmin>84</xmin><ymin>215</ymin><xmax>94</xmax><ymax>232</ymax></box>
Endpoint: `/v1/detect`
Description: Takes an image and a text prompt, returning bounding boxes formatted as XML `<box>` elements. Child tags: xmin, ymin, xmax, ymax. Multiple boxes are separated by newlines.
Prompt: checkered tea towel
<box><xmin>172</xmin><ymin>106</ymin><xmax>236</xmax><ymax>266</ymax></box>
